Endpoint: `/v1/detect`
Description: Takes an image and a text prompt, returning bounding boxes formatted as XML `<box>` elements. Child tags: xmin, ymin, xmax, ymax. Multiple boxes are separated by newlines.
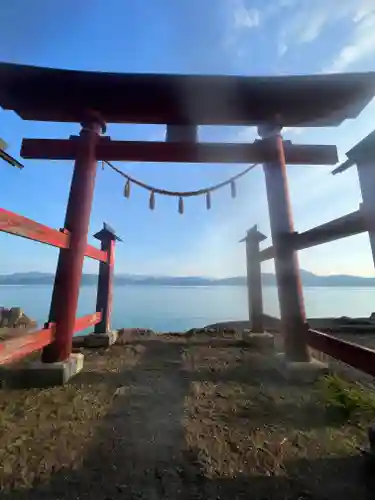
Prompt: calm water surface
<box><xmin>1</xmin><ymin>285</ymin><xmax>375</xmax><ymax>332</ymax></box>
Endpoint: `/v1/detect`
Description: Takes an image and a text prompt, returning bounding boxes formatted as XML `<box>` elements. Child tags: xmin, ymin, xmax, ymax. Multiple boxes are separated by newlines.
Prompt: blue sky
<box><xmin>0</xmin><ymin>0</ymin><xmax>375</xmax><ymax>278</ymax></box>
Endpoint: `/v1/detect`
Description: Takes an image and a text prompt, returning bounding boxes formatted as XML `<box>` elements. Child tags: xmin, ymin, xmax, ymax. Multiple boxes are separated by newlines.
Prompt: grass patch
<box><xmin>1</xmin><ymin>339</ymin><xmax>374</xmax><ymax>498</ymax></box>
<box><xmin>319</xmin><ymin>374</ymin><xmax>375</xmax><ymax>420</ymax></box>
<box><xmin>0</xmin><ymin>345</ymin><xmax>144</xmax><ymax>492</ymax></box>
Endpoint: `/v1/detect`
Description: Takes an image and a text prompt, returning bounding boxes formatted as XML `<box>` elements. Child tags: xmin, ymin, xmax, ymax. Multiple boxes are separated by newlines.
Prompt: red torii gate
<box><xmin>0</xmin><ymin>62</ymin><xmax>375</xmax><ymax>384</ymax></box>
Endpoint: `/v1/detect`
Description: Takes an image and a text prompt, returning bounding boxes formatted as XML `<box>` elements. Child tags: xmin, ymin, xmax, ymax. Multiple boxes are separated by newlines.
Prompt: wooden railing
<box><xmin>0</xmin><ymin>207</ymin><xmax>113</xmax><ymax>364</ymax></box>
<box><xmin>0</xmin><ymin>208</ymin><xmax>107</xmax><ymax>262</ymax></box>
<box><xmin>259</xmin><ymin>208</ymin><xmax>366</xmax><ymax>262</ymax></box>
<box><xmin>246</xmin><ymin>204</ymin><xmax>375</xmax><ymax>377</ymax></box>
<box><xmin>307</xmin><ymin>328</ymin><xmax>375</xmax><ymax>377</ymax></box>
<box><xmin>0</xmin><ymin>313</ymin><xmax>102</xmax><ymax>365</ymax></box>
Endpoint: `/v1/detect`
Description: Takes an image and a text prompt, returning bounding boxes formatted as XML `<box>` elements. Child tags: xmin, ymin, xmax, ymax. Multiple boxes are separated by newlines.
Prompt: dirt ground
<box><xmin>0</xmin><ymin>336</ymin><xmax>375</xmax><ymax>499</ymax></box>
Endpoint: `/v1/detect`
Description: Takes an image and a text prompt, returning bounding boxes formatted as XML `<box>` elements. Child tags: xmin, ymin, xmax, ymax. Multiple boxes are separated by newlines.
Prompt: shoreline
<box><xmin>2</xmin><ymin>282</ymin><xmax>375</xmax><ymax>288</ymax></box>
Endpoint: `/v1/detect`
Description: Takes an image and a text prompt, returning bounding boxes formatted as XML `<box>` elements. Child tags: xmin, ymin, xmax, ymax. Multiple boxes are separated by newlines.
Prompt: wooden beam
<box><xmin>0</xmin><ymin>147</ymin><xmax>24</xmax><ymax>169</ymax></box>
<box><xmin>21</xmin><ymin>138</ymin><xmax>338</xmax><ymax>165</ymax></box>
<box><xmin>332</xmin><ymin>129</ymin><xmax>375</xmax><ymax>175</ymax></box>
<box><xmin>85</xmin><ymin>245</ymin><xmax>107</xmax><ymax>263</ymax></box>
<box><xmin>263</xmin><ymin>314</ymin><xmax>375</xmax><ymax>378</ymax></box>
<box><xmin>292</xmin><ymin>209</ymin><xmax>365</xmax><ymax>249</ymax></box>
<box><xmin>331</xmin><ymin>158</ymin><xmax>354</xmax><ymax>175</ymax></box>
<box><xmin>259</xmin><ymin>245</ymin><xmax>275</xmax><ymax>261</ymax></box>
<box><xmin>259</xmin><ymin>209</ymin><xmax>365</xmax><ymax>261</ymax></box>
<box><xmin>0</xmin><ymin>208</ymin><xmax>107</xmax><ymax>262</ymax></box>
<box><xmin>0</xmin><ymin>325</ymin><xmax>54</xmax><ymax>365</ymax></box>
<box><xmin>72</xmin><ymin>312</ymin><xmax>102</xmax><ymax>333</ymax></box>
<box><xmin>2</xmin><ymin>63</ymin><xmax>375</xmax><ymax>126</ymax></box>
<box><xmin>347</xmin><ymin>129</ymin><xmax>375</xmax><ymax>164</ymax></box>
<box><xmin>307</xmin><ymin>329</ymin><xmax>375</xmax><ymax>377</ymax></box>
<box><xmin>0</xmin><ymin>208</ymin><xmax>69</xmax><ymax>248</ymax></box>
<box><xmin>0</xmin><ymin>312</ymin><xmax>102</xmax><ymax>365</ymax></box>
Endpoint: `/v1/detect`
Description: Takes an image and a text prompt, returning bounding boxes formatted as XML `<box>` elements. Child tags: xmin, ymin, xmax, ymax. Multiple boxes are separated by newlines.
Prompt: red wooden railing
<box><xmin>0</xmin><ymin>312</ymin><xmax>102</xmax><ymax>365</ymax></box>
<box><xmin>247</xmin><ymin>203</ymin><xmax>375</xmax><ymax>376</ymax></box>
<box><xmin>0</xmin><ymin>208</ymin><xmax>107</xmax><ymax>262</ymax></box>
<box><xmin>261</xmin><ymin>313</ymin><xmax>375</xmax><ymax>378</ymax></box>
<box><xmin>0</xmin><ymin>206</ymin><xmax>110</xmax><ymax>364</ymax></box>
<box><xmin>307</xmin><ymin>329</ymin><xmax>375</xmax><ymax>377</ymax></box>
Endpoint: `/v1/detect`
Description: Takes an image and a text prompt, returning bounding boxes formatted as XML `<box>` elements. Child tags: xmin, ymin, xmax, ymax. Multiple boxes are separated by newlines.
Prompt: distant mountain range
<box><xmin>0</xmin><ymin>270</ymin><xmax>374</xmax><ymax>287</ymax></box>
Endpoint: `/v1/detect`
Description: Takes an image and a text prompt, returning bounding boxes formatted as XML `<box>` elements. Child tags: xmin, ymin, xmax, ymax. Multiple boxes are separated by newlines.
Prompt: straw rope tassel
<box><xmin>178</xmin><ymin>197</ymin><xmax>184</xmax><ymax>214</ymax></box>
<box><xmin>149</xmin><ymin>190</ymin><xmax>156</xmax><ymax>210</ymax></box>
<box><xmin>230</xmin><ymin>179</ymin><xmax>237</xmax><ymax>198</ymax></box>
<box><xmin>124</xmin><ymin>179</ymin><xmax>131</xmax><ymax>198</ymax></box>
<box><xmin>206</xmin><ymin>191</ymin><xmax>211</xmax><ymax>210</ymax></box>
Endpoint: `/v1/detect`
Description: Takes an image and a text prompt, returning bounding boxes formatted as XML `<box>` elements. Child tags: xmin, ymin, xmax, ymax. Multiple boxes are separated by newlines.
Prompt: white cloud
<box><xmin>223</xmin><ymin>0</ymin><xmax>261</xmax><ymax>50</ymax></box>
<box><xmin>326</xmin><ymin>13</ymin><xmax>375</xmax><ymax>72</ymax></box>
<box><xmin>278</xmin><ymin>42</ymin><xmax>287</xmax><ymax>57</ymax></box>
<box><xmin>233</xmin><ymin>5</ymin><xmax>260</xmax><ymax>29</ymax></box>
<box><xmin>299</xmin><ymin>10</ymin><xmax>329</xmax><ymax>44</ymax></box>
<box><xmin>282</xmin><ymin>127</ymin><xmax>303</xmax><ymax>137</ymax></box>
<box><xmin>353</xmin><ymin>3</ymin><xmax>375</xmax><ymax>23</ymax></box>
<box><xmin>277</xmin><ymin>0</ymin><xmax>375</xmax><ymax>59</ymax></box>
<box><xmin>277</xmin><ymin>0</ymin><xmax>294</xmax><ymax>6</ymax></box>
<box><xmin>223</xmin><ymin>0</ymin><xmax>375</xmax><ymax>73</ymax></box>
<box><xmin>234</xmin><ymin>127</ymin><xmax>258</xmax><ymax>142</ymax></box>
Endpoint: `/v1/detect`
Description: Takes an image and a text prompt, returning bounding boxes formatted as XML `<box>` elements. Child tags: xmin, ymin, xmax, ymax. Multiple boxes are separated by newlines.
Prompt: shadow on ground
<box><xmin>2</xmin><ymin>340</ymin><xmax>374</xmax><ymax>500</ymax></box>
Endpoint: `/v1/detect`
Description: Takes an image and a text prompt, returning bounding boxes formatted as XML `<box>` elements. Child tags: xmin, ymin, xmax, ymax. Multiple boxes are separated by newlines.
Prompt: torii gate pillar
<box><xmin>42</xmin><ymin>114</ymin><xmax>105</xmax><ymax>363</ymax></box>
<box><xmin>259</xmin><ymin>124</ymin><xmax>310</xmax><ymax>363</ymax></box>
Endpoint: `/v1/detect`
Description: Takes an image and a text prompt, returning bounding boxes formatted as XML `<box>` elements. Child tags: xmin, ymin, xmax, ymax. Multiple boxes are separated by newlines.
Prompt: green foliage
<box><xmin>319</xmin><ymin>374</ymin><xmax>375</xmax><ymax>420</ymax></box>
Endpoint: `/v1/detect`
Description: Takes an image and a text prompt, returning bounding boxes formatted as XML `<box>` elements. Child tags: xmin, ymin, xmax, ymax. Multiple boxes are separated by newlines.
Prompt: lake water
<box><xmin>1</xmin><ymin>285</ymin><xmax>375</xmax><ymax>332</ymax></box>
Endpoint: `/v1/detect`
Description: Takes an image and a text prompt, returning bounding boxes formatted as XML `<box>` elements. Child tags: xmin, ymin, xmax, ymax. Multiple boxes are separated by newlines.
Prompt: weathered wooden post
<box><xmin>88</xmin><ymin>223</ymin><xmax>122</xmax><ymax>346</ymax></box>
<box><xmin>346</xmin><ymin>130</ymin><xmax>375</xmax><ymax>266</ymax></box>
<box><xmin>241</xmin><ymin>225</ymin><xmax>266</xmax><ymax>331</ymax></box>
<box><xmin>240</xmin><ymin>225</ymin><xmax>274</xmax><ymax>350</ymax></box>
<box><xmin>42</xmin><ymin>113</ymin><xmax>105</xmax><ymax>365</ymax></box>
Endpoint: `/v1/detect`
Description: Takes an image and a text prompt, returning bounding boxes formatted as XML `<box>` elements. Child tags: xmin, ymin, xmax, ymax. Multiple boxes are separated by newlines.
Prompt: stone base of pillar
<box><xmin>276</xmin><ymin>353</ymin><xmax>329</xmax><ymax>383</ymax></box>
<box><xmin>0</xmin><ymin>353</ymin><xmax>84</xmax><ymax>389</ymax></box>
<box><xmin>82</xmin><ymin>330</ymin><xmax>118</xmax><ymax>348</ymax></box>
<box><xmin>243</xmin><ymin>332</ymin><xmax>274</xmax><ymax>351</ymax></box>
